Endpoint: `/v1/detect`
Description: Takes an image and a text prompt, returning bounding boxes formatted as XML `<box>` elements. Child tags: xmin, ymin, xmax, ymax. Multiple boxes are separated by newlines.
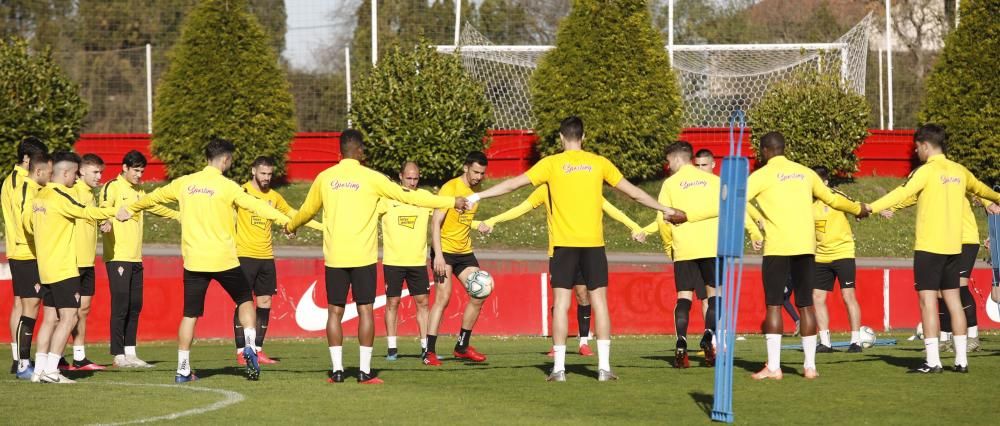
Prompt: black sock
<box><xmin>233</xmin><ymin>308</ymin><xmax>245</xmax><ymax>349</ymax></box>
<box><xmin>960</xmin><ymin>286</ymin><xmax>977</xmax><ymax>327</ymax></box>
<box><xmin>426</xmin><ymin>335</ymin><xmax>438</xmax><ymax>354</ymax></box>
<box><xmin>255</xmin><ymin>307</ymin><xmax>270</xmax><ymax>348</ymax></box>
<box><xmin>705</xmin><ymin>296</ymin><xmax>718</xmax><ymax>337</ymax></box>
<box><xmin>577</xmin><ymin>304</ymin><xmax>592</xmax><ymax>338</ymax></box>
<box><xmin>455</xmin><ymin>328</ymin><xmax>472</xmax><ymax>352</ymax></box>
<box><xmin>388</xmin><ymin>347</ymin><xmax>398</xmax><ymax>356</ymax></box>
<box><xmin>17</xmin><ymin>316</ymin><xmax>35</xmax><ymax>361</ymax></box>
<box><xmin>675</xmin><ymin>298</ymin><xmax>692</xmax><ymax>344</ymax></box>
<box><xmin>938</xmin><ymin>297</ymin><xmax>952</xmax><ymax>333</ymax></box>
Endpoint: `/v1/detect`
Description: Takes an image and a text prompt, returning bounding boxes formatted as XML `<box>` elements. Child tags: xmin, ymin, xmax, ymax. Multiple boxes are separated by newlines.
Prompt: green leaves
<box><xmin>530</xmin><ymin>0</ymin><xmax>683</xmax><ymax>179</ymax></box>
<box><xmin>350</xmin><ymin>42</ymin><xmax>493</xmax><ymax>182</ymax></box>
<box><xmin>0</xmin><ymin>37</ymin><xmax>87</xmax><ymax>164</ymax></box>
<box><xmin>151</xmin><ymin>0</ymin><xmax>295</xmax><ymax>180</ymax></box>
<box><xmin>749</xmin><ymin>70</ymin><xmax>869</xmax><ymax>176</ymax></box>
<box><xmin>921</xmin><ymin>1</ymin><xmax>999</xmax><ymax>185</ymax></box>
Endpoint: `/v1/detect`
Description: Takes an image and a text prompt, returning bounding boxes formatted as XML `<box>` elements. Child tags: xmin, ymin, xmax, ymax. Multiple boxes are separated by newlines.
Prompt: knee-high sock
<box><xmin>675</xmin><ymin>298</ymin><xmax>692</xmax><ymax>346</ymax></box>
<box><xmin>17</xmin><ymin>316</ymin><xmax>35</xmax><ymax>361</ymax></box>
<box><xmin>938</xmin><ymin>297</ymin><xmax>952</xmax><ymax>333</ymax></box>
<box><xmin>960</xmin><ymin>287</ymin><xmax>977</xmax><ymax>328</ymax></box>
<box><xmin>704</xmin><ymin>296</ymin><xmax>718</xmax><ymax>334</ymax></box>
<box><xmin>577</xmin><ymin>304</ymin><xmax>592</xmax><ymax>339</ymax></box>
<box><xmin>255</xmin><ymin>307</ymin><xmax>270</xmax><ymax>348</ymax></box>
<box><xmin>233</xmin><ymin>308</ymin><xmax>245</xmax><ymax>349</ymax></box>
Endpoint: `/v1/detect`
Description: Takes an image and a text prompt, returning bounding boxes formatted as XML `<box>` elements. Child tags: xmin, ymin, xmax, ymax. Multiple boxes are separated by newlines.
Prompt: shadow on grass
<box><xmin>689</xmin><ymin>391</ymin><xmax>713</xmax><ymax>417</ymax></box>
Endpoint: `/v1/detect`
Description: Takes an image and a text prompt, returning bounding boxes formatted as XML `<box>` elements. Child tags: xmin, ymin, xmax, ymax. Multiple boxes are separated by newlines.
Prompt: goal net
<box><xmin>437</xmin><ymin>13</ymin><xmax>873</xmax><ymax>130</ymax></box>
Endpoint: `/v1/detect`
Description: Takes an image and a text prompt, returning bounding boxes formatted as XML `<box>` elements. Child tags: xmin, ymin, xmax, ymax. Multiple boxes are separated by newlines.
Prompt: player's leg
<box><xmin>233</xmin><ymin>258</ymin><xmax>258</xmax><ymax>362</ymax></box>
<box><xmin>673</xmin><ymin>290</ymin><xmax>694</xmax><ymax>368</ymax></box>
<box><xmin>547</xmin><ymin>247</ymin><xmax>580</xmax><ymax>381</ymax></box>
<box><xmin>813</xmin><ymin>262</ymin><xmax>835</xmax><ymax>352</ymax></box>
<box><xmin>699</xmin><ymin>258</ymin><xmax>718</xmax><ymax>366</ymax></box>
<box><xmin>71</xmin><ymin>266</ymin><xmax>101</xmax><ymax>370</ymax></box>
<box><xmin>177</xmin><ymin>269</ymin><xmax>210</xmax><ymax>382</ymax></box>
<box><xmin>453</xmin><ymin>254</ymin><xmax>487</xmax><ymax>361</ymax></box>
<box><xmin>41</xmin><ymin>279</ymin><xmax>80</xmax><ymax>383</ymax></box>
<box><xmin>106</xmin><ymin>261</ymin><xmax>130</xmax><ymax>366</ymax></box>
<box><xmin>837</xmin><ymin>259</ymin><xmax>862</xmax><ymax>352</ymax></box>
<box><xmin>383</xmin><ymin>265</ymin><xmax>404</xmax><ymax>360</ymax></box>
<box><xmin>253</xmin><ymin>260</ymin><xmax>277</xmax><ymax>363</ymax></box>
<box><xmin>754</xmin><ymin>256</ymin><xmax>788</xmax><ymax>380</ymax></box>
<box><xmin>791</xmin><ymin>255</ymin><xmax>819</xmax><ymax>378</ymax></box>
<box><xmin>11</xmin><ymin>260</ymin><xmax>40</xmax><ymax>377</ymax></box>
<box><xmin>782</xmin><ymin>277</ymin><xmax>800</xmax><ymax>335</ymax></box>
<box><xmin>910</xmin><ymin>251</ymin><xmax>946</xmax><ymax>373</ymax></box>
<box><xmin>940</xmin><ymin>254</ymin><xmax>968</xmax><ymax>372</ymax></box>
<box><xmin>574</xmin><ymin>284</ymin><xmax>592</xmax><ymax>354</ymax></box>
<box><xmin>409</xmin><ymin>267</ymin><xmax>432</xmax><ymax>354</ymax></box>
<box><xmin>424</xmin><ymin>263</ymin><xmax>453</xmax><ymax>365</ymax></box>
<box><xmin>352</xmin><ymin>264</ymin><xmax>381</xmax><ymax>384</ymax></box>
<box><xmin>325</xmin><ymin>266</ymin><xmax>349</xmax><ymax>381</ymax></box>
<box><xmin>9</xmin><ymin>295</ymin><xmax>21</xmax><ymax>374</ymax></box>
<box><xmin>580</xmin><ymin>247</ymin><xmax>614</xmax><ymax>381</ymax></box>
<box><xmin>34</xmin><ymin>304</ymin><xmax>58</xmax><ymax>381</ymax></box>
<box><xmin>216</xmin><ymin>267</ymin><xmax>261</xmax><ymax>380</ymax></box>
<box><xmin>124</xmin><ymin>262</ymin><xmax>150</xmax><ymax>367</ymax></box>
<box><xmin>958</xmin><ymin>244</ymin><xmax>979</xmax><ymax>351</ymax></box>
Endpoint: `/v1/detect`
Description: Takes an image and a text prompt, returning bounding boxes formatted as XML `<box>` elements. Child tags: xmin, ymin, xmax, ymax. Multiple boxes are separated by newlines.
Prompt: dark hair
<box><xmin>28</xmin><ymin>151</ymin><xmax>51</xmax><ymax>172</ymax></box>
<box><xmin>694</xmin><ymin>149</ymin><xmax>714</xmax><ymax>159</ymax></box>
<box><xmin>340</xmin><ymin>129</ymin><xmax>364</xmax><ymax>154</ymax></box>
<box><xmin>665</xmin><ymin>141</ymin><xmax>693</xmax><ymax>159</ymax></box>
<box><xmin>251</xmin><ymin>155</ymin><xmax>276</xmax><ymax>168</ymax></box>
<box><xmin>559</xmin><ymin>116</ymin><xmax>584</xmax><ymax>141</ymax></box>
<box><xmin>122</xmin><ymin>150</ymin><xmax>148</xmax><ymax>168</ymax></box>
<box><xmin>80</xmin><ymin>153</ymin><xmax>104</xmax><ymax>167</ymax></box>
<box><xmin>760</xmin><ymin>132</ymin><xmax>786</xmax><ymax>152</ymax></box>
<box><xmin>400</xmin><ymin>160</ymin><xmax>419</xmax><ymax>174</ymax></box>
<box><xmin>914</xmin><ymin>123</ymin><xmax>947</xmax><ymax>149</ymax></box>
<box><xmin>51</xmin><ymin>151</ymin><xmax>81</xmax><ymax>166</ymax></box>
<box><xmin>17</xmin><ymin>137</ymin><xmax>47</xmax><ymax>163</ymax></box>
<box><xmin>464</xmin><ymin>151</ymin><xmax>488</xmax><ymax>167</ymax></box>
<box><xmin>204</xmin><ymin>137</ymin><xmax>235</xmax><ymax>160</ymax></box>
<box><xmin>813</xmin><ymin>166</ymin><xmax>830</xmax><ymax>182</ymax></box>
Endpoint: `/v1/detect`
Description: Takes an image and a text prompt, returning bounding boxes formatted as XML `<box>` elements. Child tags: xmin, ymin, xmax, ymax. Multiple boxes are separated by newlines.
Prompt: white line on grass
<box><xmin>81</xmin><ymin>383</ymin><xmax>245</xmax><ymax>425</ymax></box>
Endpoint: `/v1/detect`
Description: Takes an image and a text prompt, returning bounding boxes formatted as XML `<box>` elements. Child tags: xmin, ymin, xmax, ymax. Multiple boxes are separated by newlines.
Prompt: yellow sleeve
<box><xmin>642</xmin><ymin>217</ymin><xmax>659</xmax><ymax>235</ymax></box>
<box><xmin>59</xmin><ymin>202</ymin><xmax>117</xmax><ymax>222</ymax></box>
<box><xmin>524</xmin><ymin>156</ymin><xmax>551</xmax><ymax>186</ymax></box>
<box><xmin>602</xmin><ymin>199</ymin><xmax>641</xmax><ymax>232</ymax></box>
<box><xmin>746</xmin><ymin>203</ymin><xmax>763</xmax><ymax>226</ymax></box>
<box><xmin>274</xmin><ymin>192</ymin><xmax>294</xmax><ymax>216</ymax></box>
<box><xmin>22</xmin><ymin>200</ymin><xmax>34</xmax><ymax>236</ymax></box>
<box><xmin>375</xmin><ymin>175</ymin><xmax>454</xmax><ymax>209</ymax></box>
<box><xmin>290</xmin><ymin>210</ymin><xmax>323</xmax><ymax>231</ymax></box>
<box><xmin>964</xmin><ymin>168</ymin><xmax>1000</xmax><ymax>205</ymax></box>
<box><xmin>484</xmin><ymin>199</ymin><xmax>535</xmax><ymax>228</ymax></box>
<box><xmin>99</xmin><ymin>182</ymin><xmax>117</xmax><ymax>208</ymax></box>
<box><xmin>146</xmin><ymin>203</ymin><xmax>181</xmax><ymax>220</ymax></box>
<box><xmin>745</xmin><ymin>211</ymin><xmax>764</xmax><ymax>242</ymax></box>
<box><xmin>375</xmin><ymin>198</ymin><xmax>389</xmax><ymax>216</ymax></box>
<box><xmin>660</xmin><ymin>223</ymin><xmax>674</xmax><ymax>258</ymax></box>
<box><xmin>129</xmin><ymin>181</ymin><xmax>180</xmax><ymax>213</ymax></box>
<box><xmin>602</xmin><ymin>157</ymin><xmax>625</xmax><ymax>187</ymax></box>
<box><xmin>869</xmin><ymin>168</ymin><xmax>930</xmax><ymax>213</ymax></box>
<box><xmin>287</xmin><ymin>178</ymin><xmax>325</xmax><ymax>232</ymax></box>
<box><xmin>812</xmin><ymin>174</ymin><xmax>861</xmax><ymax>215</ymax></box>
<box><xmin>888</xmin><ymin>194</ymin><xmax>918</xmax><ymax>212</ymax></box>
<box><xmin>234</xmin><ymin>189</ymin><xmax>289</xmax><ymax>226</ymax></box>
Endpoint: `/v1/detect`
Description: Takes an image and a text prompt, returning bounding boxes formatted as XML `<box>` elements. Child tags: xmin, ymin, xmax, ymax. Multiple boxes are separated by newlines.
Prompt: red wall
<box><xmin>75</xmin><ymin>129</ymin><xmax>916</xmax><ymax>182</ymax></box>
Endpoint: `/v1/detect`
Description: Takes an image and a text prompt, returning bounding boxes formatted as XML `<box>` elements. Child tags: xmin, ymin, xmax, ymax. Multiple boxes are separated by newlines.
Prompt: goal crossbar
<box><xmin>435</xmin><ymin>43</ymin><xmax>847</xmax><ymax>53</ymax></box>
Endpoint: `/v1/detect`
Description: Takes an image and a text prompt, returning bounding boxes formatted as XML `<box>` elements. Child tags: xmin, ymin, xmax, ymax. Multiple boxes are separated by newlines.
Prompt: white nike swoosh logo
<box><xmin>959</xmin><ymin>271</ymin><xmax>968</xmax><ymax>274</ymax></box>
<box><xmin>294</xmin><ymin>281</ymin><xmax>412</xmax><ymax>331</ymax></box>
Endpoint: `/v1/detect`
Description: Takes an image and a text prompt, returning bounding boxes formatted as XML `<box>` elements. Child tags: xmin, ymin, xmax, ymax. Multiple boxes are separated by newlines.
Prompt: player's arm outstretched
<box><xmin>867</xmin><ymin>167</ymin><xmax>931</xmax><ymax>213</ymax></box>
<box><xmin>601</xmin><ymin>199</ymin><xmax>646</xmax><ymax>242</ymax></box>
<box><xmin>811</xmin><ymin>172</ymin><xmax>866</xmax><ymax>217</ymax></box>
<box><xmin>286</xmin><ymin>177</ymin><xmax>325</xmax><ymax>233</ymax></box>
<box><xmin>961</xmin><ymin>167</ymin><xmax>1000</xmax><ymax>207</ymax></box>
<box><xmin>234</xmin><ymin>189</ymin><xmax>290</xmax><ymax>226</ymax></box>
<box><xmin>121</xmin><ymin>180</ymin><xmax>181</xmax><ymax>220</ymax></box>
<box><xmin>477</xmin><ymin>186</ymin><xmax>547</xmax><ymax>234</ymax></box>
<box><xmin>275</xmin><ymin>191</ymin><xmax>322</xmax><ymax>231</ymax></box>
<box><xmin>375</xmin><ymin>174</ymin><xmax>460</xmax><ymax>211</ymax></box>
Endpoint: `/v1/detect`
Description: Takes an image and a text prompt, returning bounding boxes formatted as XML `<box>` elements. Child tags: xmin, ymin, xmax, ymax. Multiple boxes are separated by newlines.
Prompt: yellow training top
<box><xmin>524</xmin><ymin>150</ymin><xmax>625</xmax><ymax>248</ymax></box>
<box><xmin>287</xmin><ymin>159</ymin><xmax>455</xmax><ymax>268</ymax></box>
<box><xmin>890</xmin><ymin>194</ymin><xmax>982</xmax><ymax>245</ymax></box>
<box><xmin>101</xmin><ymin>174</ymin><xmax>180</xmax><ymax>262</ymax></box>
<box><xmin>235</xmin><ymin>182</ymin><xmax>322</xmax><ymax>259</ymax></box>
<box><xmin>641</xmin><ymin>165</ymin><xmax>720</xmax><ymax>261</ymax></box>
<box><xmin>747</xmin><ymin>156</ymin><xmax>861</xmax><ymax>256</ymax></box>
<box><xmin>438</xmin><ymin>177</ymin><xmax>479</xmax><ymax>255</ymax></box>
<box><xmin>813</xmin><ymin>191</ymin><xmax>856</xmax><ymax>263</ymax></box>
<box><xmin>25</xmin><ymin>183</ymin><xmax>116</xmax><ymax>284</ymax></box>
<box><xmin>482</xmin><ymin>184</ymin><xmax>642</xmax><ymax>256</ymax></box>
<box><xmin>73</xmin><ymin>179</ymin><xmax>99</xmax><ymax>268</ymax></box>
<box><xmin>129</xmin><ymin>166</ymin><xmax>289</xmax><ymax>272</ymax></box>
<box><xmin>2</xmin><ymin>166</ymin><xmax>37</xmax><ymax>260</ymax></box>
<box><xmin>378</xmin><ymin>189</ymin><xmax>434</xmax><ymax>266</ymax></box>
<box><xmin>869</xmin><ymin>154</ymin><xmax>1000</xmax><ymax>255</ymax></box>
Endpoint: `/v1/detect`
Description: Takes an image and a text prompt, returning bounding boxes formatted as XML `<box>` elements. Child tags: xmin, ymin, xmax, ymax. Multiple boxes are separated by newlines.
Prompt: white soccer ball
<box><xmin>465</xmin><ymin>270</ymin><xmax>494</xmax><ymax>299</ymax></box>
<box><xmin>859</xmin><ymin>325</ymin><xmax>877</xmax><ymax>348</ymax></box>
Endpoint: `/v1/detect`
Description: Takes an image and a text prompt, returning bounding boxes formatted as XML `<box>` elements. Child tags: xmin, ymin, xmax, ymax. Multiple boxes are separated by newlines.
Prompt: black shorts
<box><xmin>9</xmin><ymin>259</ymin><xmax>42</xmax><ymax>298</ymax></box>
<box><xmin>550</xmin><ymin>247</ymin><xmax>609</xmax><ymax>290</ymax></box>
<box><xmin>674</xmin><ymin>257</ymin><xmax>717</xmax><ymax>299</ymax></box>
<box><xmin>239</xmin><ymin>257</ymin><xmax>278</xmax><ymax>296</ymax></box>
<box><xmin>762</xmin><ymin>255</ymin><xmax>815</xmax><ymax>307</ymax></box>
<box><xmin>42</xmin><ymin>277</ymin><xmax>81</xmax><ymax>309</ymax></box>
<box><xmin>78</xmin><ymin>267</ymin><xmax>96</xmax><ymax>297</ymax></box>
<box><xmin>815</xmin><ymin>258</ymin><xmax>857</xmax><ymax>291</ymax></box>
<box><xmin>958</xmin><ymin>244</ymin><xmax>979</xmax><ymax>279</ymax></box>
<box><xmin>326</xmin><ymin>264</ymin><xmax>377</xmax><ymax>306</ymax></box>
<box><xmin>384</xmin><ymin>265</ymin><xmax>430</xmax><ymax>297</ymax></box>
<box><xmin>913</xmin><ymin>251</ymin><xmax>960</xmax><ymax>291</ymax></box>
<box><xmin>183</xmin><ymin>268</ymin><xmax>253</xmax><ymax>317</ymax></box>
<box><xmin>441</xmin><ymin>252</ymin><xmax>479</xmax><ymax>278</ymax></box>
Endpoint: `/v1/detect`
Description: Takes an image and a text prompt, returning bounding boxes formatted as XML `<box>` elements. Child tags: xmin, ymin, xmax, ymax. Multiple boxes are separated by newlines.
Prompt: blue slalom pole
<box><xmin>711</xmin><ymin>111</ymin><xmax>750</xmax><ymax>423</ymax></box>
<box><xmin>990</xmin><ymin>186</ymin><xmax>1000</xmax><ymax>287</ymax></box>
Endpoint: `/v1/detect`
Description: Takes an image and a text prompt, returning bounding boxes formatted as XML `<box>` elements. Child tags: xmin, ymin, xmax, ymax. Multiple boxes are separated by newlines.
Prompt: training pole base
<box><xmin>711</xmin><ymin>411</ymin><xmax>734</xmax><ymax>423</ymax></box>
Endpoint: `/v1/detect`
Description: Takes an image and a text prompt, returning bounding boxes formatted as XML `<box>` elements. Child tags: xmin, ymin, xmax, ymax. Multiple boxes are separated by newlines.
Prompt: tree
<box><xmin>531</xmin><ymin>0</ymin><xmax>683</xmax><ymax>179</ymax></box>
<box><xmin>348</xmin><ymin>0</ymin><xmax>470</xmax><ymax>74</ymax></box>
<box><xmin>152</xmin><ymin>0</ymin><xmax>295</xmax><ymax>179</ymax></box>
<box><xmin>749</xmin><ymin>70</ymin><xmax>870</xmax><ymax>176</ymax></box>
<box><xmin>921</xmin><ymin>0</ymin><xmax>1000</xmax><ymax>184</ymax></box>
<box><xmin>0</xmin><ymin>37</ymin><xmax>87</xmax><ymax>166</ymax></box>
<box><xmin>350</xmin><ymin>42</ymin><xmax>492</xmax><ymax>182</ymax></box>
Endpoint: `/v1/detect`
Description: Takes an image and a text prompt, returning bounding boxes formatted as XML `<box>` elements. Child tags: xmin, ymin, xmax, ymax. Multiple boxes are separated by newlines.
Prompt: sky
<box><xmin>284</xmin><ymin>0</ymin><xmax>354</xmax><ymax>70</ymax></box>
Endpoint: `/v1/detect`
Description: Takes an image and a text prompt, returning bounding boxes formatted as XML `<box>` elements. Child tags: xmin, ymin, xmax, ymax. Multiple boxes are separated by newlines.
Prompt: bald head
<box><xmin>399</xmin><ymin>161</ymin><xmax>420</xmax><ymax>190</ymax></box>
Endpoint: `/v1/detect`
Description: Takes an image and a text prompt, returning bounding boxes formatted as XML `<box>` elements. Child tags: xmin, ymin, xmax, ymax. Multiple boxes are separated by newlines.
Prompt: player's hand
<box><xmin>665</xmin><ymin>208</ymin><xmax>687</xmax><ymax>224</ymax></box>
<box><xmin>284</xmin><ymin>229</ymin><xmax>296</xmax><ymax>240</ymax></box>
<box><xmin>631</xmin><ymin>230</ymin><xmax>647</xmax><ymax>243</ymax></box>
<box><xmin>478</xmin><ymin>222</ymin><xmax>493</xmax><ymax>235</ymax></box>
<box><xmin>454</xmin><ymin>196</ymin><xmax>469</xmax><ymax>212</ymax></box>
<box><xmin>752</xmin><ymin>240</ymin><xmax>763</xmax><ymax>251</ymax></box>
<box><xmin>99</xmin><ymin>220</ymin><xmax>112</xmax><ymax>233</ymax></box>
<box><xmin>116</xmin><ymin>207</ymin><xmax>133</xmax><ymax>221</ymax></box>
<box><xmin>433</xmin><ymin>255</ymin><xmax>447</xmax><ymax>281</ymax></box>
<box><xmin>986</xmin><ymin>203</ymin><xmax>1000</xmax><ymax>215</ymax></box>
<box><xmin>856</xmin><ymin>203</ymin><xmax>871</xmax><ymax>219</ymax></box>
<box><xmin>879</xmin><ymin>209</ymin><xmax>894</xmax><ymax>219</ymax></box>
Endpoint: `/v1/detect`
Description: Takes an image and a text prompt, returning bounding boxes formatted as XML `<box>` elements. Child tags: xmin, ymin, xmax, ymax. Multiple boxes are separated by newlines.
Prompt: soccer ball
<box><xmin>465</xmin><ymin>270</ymin><xmax>493</xmax><ymax>299</ymax></box>
<box><xmin>859</xmin><ymin>326</ymin><xmax>877</xmax><ymax>348</ymax></box>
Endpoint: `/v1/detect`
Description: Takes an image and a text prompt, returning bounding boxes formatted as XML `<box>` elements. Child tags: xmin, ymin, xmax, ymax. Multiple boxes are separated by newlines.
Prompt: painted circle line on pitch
<box><xmin>81</xmin><ymin>382</ymin><xmax>245</xmax><ymax>426</ymax></box>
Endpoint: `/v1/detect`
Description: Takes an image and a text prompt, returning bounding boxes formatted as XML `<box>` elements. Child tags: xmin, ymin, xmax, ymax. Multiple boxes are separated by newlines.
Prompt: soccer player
<box><xmin>285</xmin><ymin>129</ymin><xmax>462</xmax><ymax>384</ymax></box>
<box><xmin>65</xmin><ymin>153</ymin><xmax>108</xmax><ymax>370</ymax></box>
<box><xmin>745</xmin><ymin>132</ymin><xmax>866</xmax><ymax>381</ymax></box>
<box><xmin>465</xmin><ymin>116</ymin><xmax>685</xmax><ymax>382</ymax></box>
<box><xmin>693</xmin><ymin>149</ymin><xmax>716</xmax><ymax>173</ymax></box>
<box><xmin>476</xmin><ymin>183</ymin><xmax>646</xmax><ymax>357</ymax></box>
<box><xmin>866</xmin><ymin>124</ymin><xmax>1000</xmax><ymax>373</ymax></box>
<box><xmin>233</xmin><ymin>155</ymin><xmax>321</xmax><ymax>365</ymax></box>
<box><xmin>122</xmin><ymin>138</ymin><xmax>291</xmax><ymax>382</ymax></box>
<box><xmin>810</xmin><ymin>166</ymin><xmax>863</xmax><ymax>353</ymax></box>
<box><xmin>378</xmin><ymin>161</ymin><xmax>435</xmax><ymax>360</ymax></box>
<box><xmin>424</xmin><ymin>151</ymin><xmax>493</xmax><ymax>367</ymax></box>
<box><xmin>641</xmin><ymin>141</ymin><xmax>728</xmax><ymax>368</ymax></box>
<box><xmin>3</xmin><ymin>138</ymin><xmax>49</xmax><ymax>379</ymax></box>
<box><xmin>100</xmin><ymin>150</ymin><xmax>179</xmax><ymax>368</ymax></box>
<box><xmin>25</xmin><ymin>152</ymin><xmax>118</xmax><ymax>383</ymax></box>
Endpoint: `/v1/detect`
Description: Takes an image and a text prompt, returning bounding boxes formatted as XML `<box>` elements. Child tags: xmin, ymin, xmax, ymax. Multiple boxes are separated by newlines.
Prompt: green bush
<box><xmin>749</xmin><ymin>70</ymin><xmax>869</xmax><ymax>176</ymax></box>
<box><xmin>152</xmin><ymin>0</ymin><xmax>295</xmax><ymax>179</ymax></box>
<box><xmin>0</xmin><ymin>37</ymin><xmax>87</xmax><ymax>164</ymax></box>
<box><xmin>530</xmin><ymin>0</ymin><xmax>683</xmax><ymax>179</ymax></box>
<box><xmin>921</xmin><ymin>1</ymin><xmax>999</xmax><ymax>185</ymax></box>
<box><xmin>350</xmin><ymin>42</ymin><xmax>493</xmax><ymax>182</ymax></box>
